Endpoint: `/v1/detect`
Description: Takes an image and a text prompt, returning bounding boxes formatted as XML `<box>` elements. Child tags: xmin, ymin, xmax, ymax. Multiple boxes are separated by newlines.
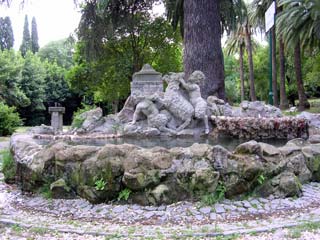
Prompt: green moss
<box><xmin>103</xmin><ymin>161</ymin><xmax>113</xmax><ymax>190</ymax></box>
<box><xmin>38</xmin><ymin>183</ymin><xmax>53</xmax><ymax>199</ymax></box>
<box><xmin>70</xmin><ymin>170</ymin><xmax>81</xmax><ymax>186</ymax></box>
<box><xmin>294</xmin><ymin>176</ymin><xmax>303</xmax><ymax>190</ymax></box>
<box><xmin>313</xmin><ymin>156</ymin><xmax>320</xmax><ymax>172</ymax></box>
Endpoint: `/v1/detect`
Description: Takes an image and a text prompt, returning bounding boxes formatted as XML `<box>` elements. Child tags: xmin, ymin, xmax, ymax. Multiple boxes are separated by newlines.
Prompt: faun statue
<box><xmin>179</xmin><ymin>71</ymin><xmax>210</xmax><ymax>134</ymax></box>
<box><xmin>130</xmin><ymin>97</ymin><xmax>176</xmax><ymax>134</ymax></box>
<box><xmin>162</xmin><ymin>73</ymin><xmax>194</xmax><ymax>131</ymax></box>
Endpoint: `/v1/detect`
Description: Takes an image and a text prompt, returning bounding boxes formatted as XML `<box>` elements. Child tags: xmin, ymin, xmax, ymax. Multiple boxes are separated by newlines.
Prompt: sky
<box><xmin>0</xmin><ymin>0</ymin><xmax>82</xmax><ymax>50</ymax></box>
<box><xmin>0</xmin><ymin>0</ymin><xmax>265</xmax><ymax>51</ymax></box>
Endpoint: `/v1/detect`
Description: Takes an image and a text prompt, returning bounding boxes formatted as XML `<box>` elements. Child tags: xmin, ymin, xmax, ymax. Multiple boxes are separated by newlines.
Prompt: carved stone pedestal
<box><xmin>49</xmin><ymin>106</ymin><xmax>65</xmax><ymax>133</ymax></box>
<box><xmin>131</xmin><ymin>64</ymin><xmax>163</xmax><ymax>97</ymax></box>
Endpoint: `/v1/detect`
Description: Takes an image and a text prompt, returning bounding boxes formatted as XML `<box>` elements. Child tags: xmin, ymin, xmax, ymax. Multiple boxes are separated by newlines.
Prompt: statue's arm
<box><xmin>179</xmin><ymin>78</ymin><xmax>196</xmax><ymax>91</ymax></box>
<box><xmin>131</xmin><ymin>105</ymin><xmax>142</xmax><ymax>124</ymax></box>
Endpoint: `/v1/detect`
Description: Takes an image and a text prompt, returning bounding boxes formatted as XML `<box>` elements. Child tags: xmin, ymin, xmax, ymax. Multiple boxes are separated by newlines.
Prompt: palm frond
<box><xmin>277</xmin><ymin>0</ymin><xmax>320</xmax><ymax>50</ymax></box>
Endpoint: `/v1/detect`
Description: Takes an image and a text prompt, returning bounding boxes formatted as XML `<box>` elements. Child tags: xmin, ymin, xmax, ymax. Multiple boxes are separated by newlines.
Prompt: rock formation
<box><xmin>9</xmin><ymin>133</ymin><xmax>320</xmax><ymax>205</ymax></box>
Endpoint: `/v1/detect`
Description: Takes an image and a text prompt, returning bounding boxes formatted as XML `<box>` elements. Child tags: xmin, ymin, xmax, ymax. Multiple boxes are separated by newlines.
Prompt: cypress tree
<box><xmin>19</xmin><ymin>15</ymin><xmax>31</xmax><ymax>57</ymax></box>
<box><xmin>0</xmin><ymin>17</ymin><xmax>4</xmax><ymax>50</ymax></box>
<box><xmin>0</xmin><ymin>16</ymin><xmax>14</xmax><ymax>50</ymax></box>
<box><xmin>31</xmin><ymin>16</ymin><xmax>39</xmax><ymax>53</ymax></box>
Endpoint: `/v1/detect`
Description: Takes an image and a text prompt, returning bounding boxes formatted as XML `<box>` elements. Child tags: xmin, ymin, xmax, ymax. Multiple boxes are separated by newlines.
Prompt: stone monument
<box><xmin>48</xmin><ymin>104</ymin><xmax>65</xmax><ymax>133</ymax></box>
<box><xmin>130</xmin><ymin>64</ymin><xmax>163</xmax><ymax>97</ymax></box>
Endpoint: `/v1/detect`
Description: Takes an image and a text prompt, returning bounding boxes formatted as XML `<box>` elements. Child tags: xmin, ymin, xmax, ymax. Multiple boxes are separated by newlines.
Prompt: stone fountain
<box><xmin>8</xmin><ymin>64</ymin><xmax>320</xmax><ymax>205</ymax></box>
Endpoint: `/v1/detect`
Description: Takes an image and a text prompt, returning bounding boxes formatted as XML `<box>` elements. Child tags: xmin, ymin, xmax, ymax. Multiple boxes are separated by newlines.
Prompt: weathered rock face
<box><xmin>232</xmin><ymin>101</ymin><xmax>283</xmax><ymax>118</ymax></box>
<box><xmin>297</xmin><ymin>112</ymin><xmax>320</xmax><ymax>129</ymax></box>
<box><xmin>9</xmin><ymin>133</ymin><xmax>320</xmax><ymax>205</ymax></box>
<box><xmin>211</xmin><ymin>116</ymin><xmax>308</xmax><ymax>139</ymax></box>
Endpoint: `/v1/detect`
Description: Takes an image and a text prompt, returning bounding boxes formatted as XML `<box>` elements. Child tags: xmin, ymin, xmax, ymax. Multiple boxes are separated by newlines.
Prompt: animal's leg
<box><xmin>176</xmin><ymin>118</ymin><xmax>191</xmax><ymax>132</ymax></box>
<box><xmin>204</xmin><ymin>115</ymin><xmax>209</xmax><ymax>134</ymax></box>
<box><xmin>160</xmin><ymin>126</ymin><xmax>177</xmax><ymax>135</ymax></box>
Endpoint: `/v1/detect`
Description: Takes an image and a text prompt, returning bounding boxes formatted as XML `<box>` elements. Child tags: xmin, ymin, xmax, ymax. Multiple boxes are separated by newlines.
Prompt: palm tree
<box><xmin>279</xmin><ymin>5</ymin><xmax>289</xmax><ymax>110</ymax></box>
<box><xmin>244</xmin><ymin>19</ymin><xmax>257</xmax><ymax>101</ymax></box>
<box><xmin>226</xmin><ymin>7</ymin><xmax>258</xmax><ymax>103</ymax></box>
<box><xmin>225</xmin><ymin>24</ymin><xmax>246</xmax><ymax>102</ymax></box>
<box><xmin>250</xmin><ymin>0</ymin><xmax>280</xmax><ymax>106</ymax></box>
<box><xmin>165</xmin><ymin>0</ymin><xmax>245</xmax><ymax>100</ymax></box>
<box><xmin>277</xmin><ymin>0</ymin><xmax>319</xmax><ymax>110</ymax></box>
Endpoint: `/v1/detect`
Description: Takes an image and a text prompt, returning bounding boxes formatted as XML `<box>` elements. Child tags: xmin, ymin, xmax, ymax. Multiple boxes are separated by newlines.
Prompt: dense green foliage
<box><xmin>31</xmin><ymin>17</ymin><xmax>39</xmax><ymax>53</ymax></box>
<box><xmin>0</xmin><ymin>102</ymin><xmax>22</xmax><ymax>136</ymax></box>
<box><xmin>304</xmin><ymin>50</ymin><xmax>320</xmax><ymax>97</ymax></box>
<box><xmin>72</xmin><ymin>1</ymin><xmax>183</xmax><ymax>112</ymax></box>
<box><xmin>0</xmin><ymin>16</ymin><xmax>14</xmax><ymax>50</ymax></box>
<box><xmin>38</xmin><ymin>38</ymin><xmax>75</xmax><ymax>69</ymax></box>
<box><xmin>224</xmin><ymin>54</ymin><xmax>240</xmax><ymax>103</ymax></box>
<box><xmin>0</xmin><ymin>49</ymin><xmax>29</xmax><ymax>107</ymax></box>
<box><xmin>277</xmin><ymin>0</ymin><xmax>320</xmax><ymax>50</ymax></box>
<box><xmin>19</xmin><ymin>51</ymin><xmax>46</xmax><ymax>126</ymax></box>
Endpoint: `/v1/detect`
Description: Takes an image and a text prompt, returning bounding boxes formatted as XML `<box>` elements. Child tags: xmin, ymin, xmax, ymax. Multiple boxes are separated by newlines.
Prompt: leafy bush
<box><xmin>117</xmin><ymin>188</ymin><xmax>132</xmax><ymax>201</ymax></box>
<box><xmin>0</xmin><ymin>102</ymin><xmax>22</xmax><ymax>136</ymax></box>
<box><xmin>95</xmin><ymin>178</ymin><xmax>106</xmax><ymax>191</ymax></box>
<box><xmin>38</xmin><ymin>183</ymin><xmax>53</xmax><ymax>199</ymax></box>
<box><xmin>1</xmin><ymin>149</ymin><xmax>16</xmax><ymax>183</ymax></box>
<box><xmin>201</xmin><ymin>181</ymin><xmax>226</xmax><ymax>205</ymax></box>
<box><xmin>257</xmin><ymin>174</ymin><xmax>266</xmax><ymax>185</ymax></box>
<box><xmin>71</xmin><ymin>104</ymin><xmax>95</xmax><ymax>128</ymax></box>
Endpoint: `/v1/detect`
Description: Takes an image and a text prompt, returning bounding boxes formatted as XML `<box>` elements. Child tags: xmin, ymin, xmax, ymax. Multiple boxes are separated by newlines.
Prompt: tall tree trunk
<box><xmin>279</xmin><ymin>37</ymin><xmax>288</xmax><ymax>109</ymax></box>
<box><xmin>239</xmin><ymin>44</ymin><xmax>245</xmax><ymax>102</ymax></box>
<box><xmin>184</xmin><ymin>0</ymin><xmax>225</xmax><ymax>100</ymax></box>
<box><xmin>294</xmin><ymin>41</ymin><xmax>310</xmax><ymax>111</ymax></box>
<box><xmin>245</xmin><ymin>23</ymin><xmax>256</xmax><ymax>101</ymax></box>
<box><xmin>271</xmin><ymin>26</ymin><xmax>278</xmax><ymax>106</ymax></box>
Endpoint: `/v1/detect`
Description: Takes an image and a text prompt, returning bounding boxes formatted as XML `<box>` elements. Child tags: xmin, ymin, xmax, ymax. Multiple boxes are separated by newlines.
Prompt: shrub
<box><xmin>71</xmin><ymin>103</ymin><xmax>96</xmax><ymax>129</ymax></box>
<box><xmin>201</xmin><ymin>181</ymin><xmax>226</xmax><ymax>205</ymax></box>
<box><xmin>1</xmin><ymin>149</ymin><xmax>16</xmax><ymax>183</ymax></box>
<box><xmin>94</xmin><ymin>178</ymin><xmax>106</xmax><ymax>191</ymax></box>
<box><xmin>118</xmin><ymin>188</ymin><xmax>132</xmax><ymax>201</ymax></box>
<box><xmin>0</xmin><ymin>102</ymin><xmax>22</xmax><ymax>136</ymax></box>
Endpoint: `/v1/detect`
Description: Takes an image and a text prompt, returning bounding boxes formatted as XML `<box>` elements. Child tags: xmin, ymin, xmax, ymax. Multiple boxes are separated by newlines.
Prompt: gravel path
<box><xmin>2</xmin><ymin>140</ymin><xmax>320</xmax><ymax>239</ymax></box>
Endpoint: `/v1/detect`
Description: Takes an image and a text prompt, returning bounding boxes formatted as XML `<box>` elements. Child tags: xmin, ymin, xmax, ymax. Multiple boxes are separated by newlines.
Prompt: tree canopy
<box><xmin>0</xmin><ymin>16</ymin><xmax>14</xmax><ymax>50</ymax></box>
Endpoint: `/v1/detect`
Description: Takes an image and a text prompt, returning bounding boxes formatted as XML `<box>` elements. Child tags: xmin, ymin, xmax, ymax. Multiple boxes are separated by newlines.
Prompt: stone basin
<box><xmin>7</xmin><ymin>132</ymin><xmax>320</xmax><ymax>205</ymax></box>
<box><xmin>33</xmin><ymin>134</ymin><xmax>288</xmax><ymax>150</ymax></box>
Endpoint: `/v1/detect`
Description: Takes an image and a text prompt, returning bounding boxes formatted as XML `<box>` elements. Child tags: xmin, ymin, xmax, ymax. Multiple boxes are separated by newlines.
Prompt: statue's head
<box><xmin>163</xmin><ymin>72</ymin><xmax>185</xmax><ymax>84</ymax></box>
<box><xmin>189</xmin><ymin>71</ymin><xmax>205</xmax><ymax>84</ymax></box>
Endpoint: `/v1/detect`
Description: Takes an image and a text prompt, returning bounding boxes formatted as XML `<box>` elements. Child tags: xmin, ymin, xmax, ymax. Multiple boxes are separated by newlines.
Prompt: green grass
<box><xmin>14</xmin><ymin>126</ymin><xmax>31</xmax><ymax>133</ymax></box>
<box><xmin>38</xmin><ymin>183</ymin><xmax>53</xmax><ymax>199</ymax></box>
<box><xmin>30</xmin><ymin>227</ymin><xmax>49</xmax><ymax>235</ymax></box>
<box><xmin>1</xmin><ymin>149</ymin><xmax>16</xmax><ymax>182</ymax></box>
<box><xmin>0</xmin><ymin>136</ymin><xmax>10</xmax><ymax>142</ymax></box>
<box><xmin>11</xmin><ymin>224</ymin><xmax>23</xmax><ymax>233</ymax></box>
<box><xmin>287</xmin><ymin>221</ymin><xmax>320</xmax><ymax>239</ymax></box>
<box><xmin>297</xmin><ymin>98</ymin><xmax>320</xmax><ymax>114</ymax></box>
<box><xmin>307</xmin><ymin>107</ymin><xmax>320</xmax><ymax>114</ymax></box>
